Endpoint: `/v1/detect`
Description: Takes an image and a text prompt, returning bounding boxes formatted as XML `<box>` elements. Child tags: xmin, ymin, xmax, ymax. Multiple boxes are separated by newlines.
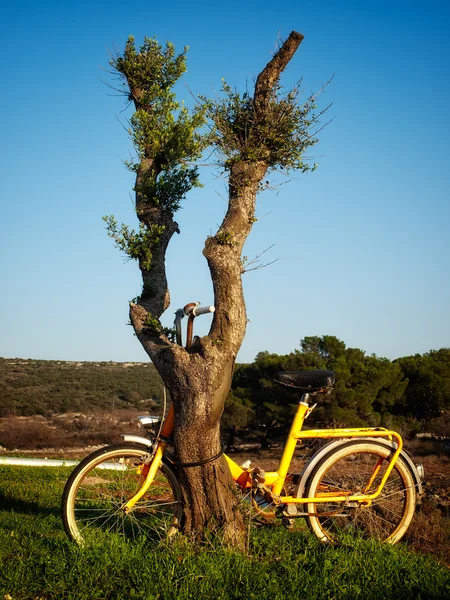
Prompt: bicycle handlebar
<box><xmin>192</xmin><ymin>305</ymin><xmax>215</xmax><ymax>317</ymax></box>
<box><xmin>175</xmin><ymin>303</ymin><xmax>215</xmax><ymax>347</ymax></box>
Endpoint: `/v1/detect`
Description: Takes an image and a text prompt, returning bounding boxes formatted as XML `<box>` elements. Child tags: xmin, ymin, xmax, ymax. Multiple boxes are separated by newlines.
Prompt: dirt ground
<box><xmin>414</xmin><ymin>454</ymin><xmax>450</xmax><ymax>513</ymax></box>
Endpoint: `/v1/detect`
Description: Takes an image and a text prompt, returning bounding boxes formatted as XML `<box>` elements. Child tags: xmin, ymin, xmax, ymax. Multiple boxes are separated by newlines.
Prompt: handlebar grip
<box><xmin>192</xmin><ymin>305</ymin><xmax>215</xmax><ymax>317</ymax></box>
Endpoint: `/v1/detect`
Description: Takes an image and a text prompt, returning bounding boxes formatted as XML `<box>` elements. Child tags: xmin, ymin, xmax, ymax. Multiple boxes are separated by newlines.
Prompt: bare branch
<box><xmin>241</xmin><ymin>244</ymin><xmax>277</xmax><ymax>273</ymax></box>
<box><xmin>243</xmin><ymin>258</ymin><xmax>279</xmax><ymax>273</ymax></box>
<box><xmin>254</xmin><ymin>31</ymin><xmax>304</xmax><ymax>113</ymax></box>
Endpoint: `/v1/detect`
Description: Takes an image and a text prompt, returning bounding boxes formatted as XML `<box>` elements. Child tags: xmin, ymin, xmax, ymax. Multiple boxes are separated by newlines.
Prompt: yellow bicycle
<box><xmin>61</xmin><ymin>305</ymin><xmax>423</xmax><ymax>546</ymax></box>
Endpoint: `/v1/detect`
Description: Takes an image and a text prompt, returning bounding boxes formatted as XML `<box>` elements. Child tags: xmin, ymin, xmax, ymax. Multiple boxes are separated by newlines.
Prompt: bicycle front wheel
<box><xmin>61</xmin><ymin>443</ymin><xmax>182</xmax><ymax>544</ymax></box>
<box><xmin>304</xmin><ymin>441</ymin><xmax>416</xmax><ymax>544</ymax></box>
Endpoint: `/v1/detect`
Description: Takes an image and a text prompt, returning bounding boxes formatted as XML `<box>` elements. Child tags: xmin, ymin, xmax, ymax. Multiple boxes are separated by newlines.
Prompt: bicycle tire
<box><xmin>61</xmin><ymin>443</ymin><xmax>182</xmax><ymax>544</ymax></box>
<box><xmin>304</xmin><ymin>441</ymin><xmax>416</xmax><ymax>544</ymax></box>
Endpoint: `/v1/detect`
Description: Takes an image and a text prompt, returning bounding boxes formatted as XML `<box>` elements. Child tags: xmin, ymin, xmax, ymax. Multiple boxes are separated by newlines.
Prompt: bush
<box><xmin>0</xmin><ymin>410</ymin><xmax>142</xmax><ymax>451</ymax></box>
<box><xmin>0</xmin><ymin>418</ymin><xmax>60</xmax><ymax>450</ymax></box>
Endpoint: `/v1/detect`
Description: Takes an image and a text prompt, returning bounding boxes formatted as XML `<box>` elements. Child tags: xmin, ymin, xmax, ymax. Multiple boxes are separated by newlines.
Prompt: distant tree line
<box><xmin>1</xmin><ymin>341</ymin><xmax>449</xmax><ymax>441</ymax></box>
<box><xmin>223</xmin><ymin>337</ymin><xmax>450</xmax><ymax>444</ymax></box>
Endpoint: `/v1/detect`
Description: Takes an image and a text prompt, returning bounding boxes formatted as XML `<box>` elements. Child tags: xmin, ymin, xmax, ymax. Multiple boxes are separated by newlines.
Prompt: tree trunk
<box><xmin>172</xmin><ymin>373</ymin><xmax>244</xmax><ymax>543</ymax></box>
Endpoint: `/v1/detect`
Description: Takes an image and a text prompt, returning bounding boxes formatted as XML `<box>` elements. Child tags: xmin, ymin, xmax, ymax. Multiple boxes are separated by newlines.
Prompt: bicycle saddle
<box><xmin>274</xmin><ymin>369</ymin><xmax>335</xmax><ymax>392</ymax></box>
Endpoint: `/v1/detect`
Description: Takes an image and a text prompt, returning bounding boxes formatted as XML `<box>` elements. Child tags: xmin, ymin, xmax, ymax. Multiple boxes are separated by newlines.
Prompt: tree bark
<box><xmin>254</xmin><ymin>31</ymin><xmax>304</xmax><ymax>114</ymax></box>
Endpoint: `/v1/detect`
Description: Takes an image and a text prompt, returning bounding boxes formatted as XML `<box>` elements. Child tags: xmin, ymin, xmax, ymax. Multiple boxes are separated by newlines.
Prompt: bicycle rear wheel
<box><xmin>61</xmin><ymin>443</ymin><xmax>182</xmax><ymax>544</ymax></box>
<box><xmin>304</xmin><ymin>441</ymin><xmax>416</xmax><ymax>544</ymax></box>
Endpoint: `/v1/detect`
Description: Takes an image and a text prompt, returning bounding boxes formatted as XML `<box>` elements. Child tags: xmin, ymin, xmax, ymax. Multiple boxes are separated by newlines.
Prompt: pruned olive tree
<box><xmin>104</xmin><ymin>31</ymin><xmax>325</xmax><ymax>545</ymax></box>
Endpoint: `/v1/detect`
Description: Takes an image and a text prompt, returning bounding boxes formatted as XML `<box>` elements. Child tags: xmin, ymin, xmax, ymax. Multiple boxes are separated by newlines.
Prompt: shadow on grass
<box><xmin>0</xmin><ymin>491</ymin><xmax>60</xmax><ymax>518</ymax></box>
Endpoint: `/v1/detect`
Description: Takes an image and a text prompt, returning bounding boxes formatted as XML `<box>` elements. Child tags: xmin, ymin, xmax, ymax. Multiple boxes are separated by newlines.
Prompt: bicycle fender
<box><xmin>119</xmin><ymin>435</ymin><xmax>178</xmax><ymax>468</ymax></box>
<box><xmin>295</xmin><ymin>437</ymin><xmax>423</xmax><ymax>499</ymax></box>
<box><xmin>120</xmin><ymin>435</ymin><xmax>177</xmax><ymax>470</ymax></box>
<box><xmin>121</xmin><ymin>434</ymin><xmax>153</xmax><ymax>447</ymax></box>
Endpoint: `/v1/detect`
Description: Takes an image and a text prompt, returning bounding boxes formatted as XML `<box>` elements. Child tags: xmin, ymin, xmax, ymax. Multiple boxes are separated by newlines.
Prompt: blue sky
<box><xmin>1</xmin><ymin>0</ymin><xmax>449</xmax><ymax>363</ymax></box>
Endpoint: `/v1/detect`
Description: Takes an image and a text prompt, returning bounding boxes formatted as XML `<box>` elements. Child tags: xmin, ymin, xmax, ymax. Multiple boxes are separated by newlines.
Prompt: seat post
<box><xmin>300</xmin><ymin>392</ymin><xmax>311</xmax><ymax>405</ymax></box>
<box><xmin>275</xmin><ymin>393</ymin><xmax>311</xmax><ymax>490</ymax></box>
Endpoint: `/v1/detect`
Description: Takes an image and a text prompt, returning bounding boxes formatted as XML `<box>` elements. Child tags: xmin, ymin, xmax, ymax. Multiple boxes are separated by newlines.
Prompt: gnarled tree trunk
<box><xmin>117</xmin><ymin>31</ymin><xmax>304</xmax><ymax>546</ymax></box>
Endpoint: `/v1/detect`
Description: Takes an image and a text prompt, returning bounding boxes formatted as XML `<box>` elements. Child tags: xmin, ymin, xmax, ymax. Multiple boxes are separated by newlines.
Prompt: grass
<box><xmin>1</xmin><ymin>466</ymin><xmax>449</xmax><ymax>600</ymax></box>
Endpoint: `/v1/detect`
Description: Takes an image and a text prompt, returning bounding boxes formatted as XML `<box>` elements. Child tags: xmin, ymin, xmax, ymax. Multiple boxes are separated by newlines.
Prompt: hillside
<box><xmin>0</xmin><ymin>358</ymin><xmax>164</xmax><ymax>417</ymax></box>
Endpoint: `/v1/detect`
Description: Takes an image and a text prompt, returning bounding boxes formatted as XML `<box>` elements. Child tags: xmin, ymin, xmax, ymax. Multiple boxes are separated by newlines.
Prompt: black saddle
<box><xmin>274</xmin><ymin>369</ymin><xmax>335</xmax><ymax>392</ymax></box>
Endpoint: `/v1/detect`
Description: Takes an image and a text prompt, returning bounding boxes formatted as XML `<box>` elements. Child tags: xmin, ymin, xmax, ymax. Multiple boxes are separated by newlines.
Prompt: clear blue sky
<box><xmin>1</xmin><ymin>0</ymin><xmax>449</xmax><ymax>363</ymax></box>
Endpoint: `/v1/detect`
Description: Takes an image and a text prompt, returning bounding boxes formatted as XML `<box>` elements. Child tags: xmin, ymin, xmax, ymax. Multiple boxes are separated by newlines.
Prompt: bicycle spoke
<box><xmin>305</xmin><ymin>443</ymin><xmax>416</xmax><ymax>544</ymax></box>
<box><xmin>63</xmin><ymin>445</ymin><xmax>182</xmax><ymax>544</ymax></box>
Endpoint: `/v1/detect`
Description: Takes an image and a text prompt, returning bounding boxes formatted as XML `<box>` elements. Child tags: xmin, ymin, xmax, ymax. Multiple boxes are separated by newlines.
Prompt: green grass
<box><xmin>1</xmin><ymin>466</ymin><xmax>449</xmax><ymax>600</ymax></box>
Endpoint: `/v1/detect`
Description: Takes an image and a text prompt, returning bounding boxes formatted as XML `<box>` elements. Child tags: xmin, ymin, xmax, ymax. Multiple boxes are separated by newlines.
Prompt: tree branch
<box><xmin>203</xmin><ymin>33</ymin><xmax>304</xmax><ymax>359</ymax></box>
<box><xmin>254</xmin><ymin>31</ymin><xmax>304</xmax><ymax>114</ymax></box>
<box><xmin>242</xmin><ymin>244</ymin><xmax>278</xmax><ymax>273</ymax></box>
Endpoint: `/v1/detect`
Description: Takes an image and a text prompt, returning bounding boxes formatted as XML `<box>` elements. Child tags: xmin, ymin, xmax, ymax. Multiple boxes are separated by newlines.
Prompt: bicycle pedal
<box><xmin>281</xmin><ymin>518</ymin><xmax>295</xmax><ymax>530</ymax></box>
<box><xmin>281</xmin><ymin>504</ymin><xmax>298</xmax><ymax>518</ymax></box>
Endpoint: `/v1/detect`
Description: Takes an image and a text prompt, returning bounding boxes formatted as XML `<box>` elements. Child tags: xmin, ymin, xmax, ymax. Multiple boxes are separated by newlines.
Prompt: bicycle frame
<box><xmin>124</xmin><ymin>396</ymin><xmax>404</xmax><ymax>512</ymax></box>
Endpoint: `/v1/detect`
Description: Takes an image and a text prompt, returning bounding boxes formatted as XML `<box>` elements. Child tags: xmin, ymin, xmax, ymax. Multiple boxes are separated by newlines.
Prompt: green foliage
<box><xmin>215</xmin><ymin>230</ymin><xmax>237</xmax><ymax>247</ymax></box>
<box><xmin>106</xmin><ymin>36</ymin><xmax>208</xmax><ymax>272</ymax></box>
<box><xmin>395</xmin><ymin>349</ymin><xmax>450</xmax><ymax>419</ymax></box>
<box><xmin>225</xmin><ymin>336</ymin><xmax>442</xmax><ymax>441</ymax></box>
<box><xmin>143</xmin><ymin>313</ymin><xmax>164</xmax><ymax>335</ymax></box>
<box><xmin>141</xmin><ymin>314</ymin><xmax>175</xmax><ymax>341</ymax></box>
<box><xmin>162</xmin><ymin>326</ymin><xmax>177</xmax><ymax>342</ymax></box>
<box><xmin>220</xmin><ymin>390</ymin><xmax>254</xmax><ymax>432</ymax></box>
<box><xmin>202</xmin><ymin>80</ymin><xmax>323</xmax><ymax>172</ymax></box>
<box><xmin>111</xmin><ymin>36</ymin><xmax>207</xmax><ymax>184</ymax></box>
<box><xmin>127</xmin><ymin>104</ymin><xmax>207</xmax><ymax>172</ymax></box>
<box><xmin>317</xmin><ymin>340</ymin><xmax>408</xmax><ymax>427</ymax></box>
<box><xmin>102</xmin><ymin>215</ymin><xmax>165</xmax><ymax>270</ymax></box>
<box><xmin>134</xmin><ymin>165</ymin><xmax>201</xmax><ymax>214</ymax></box>
<box><xmin>224</xmin><ymin>352</ymin><xmax>309</xmax><ymax>442</ymax></box>
<box><xmin>1</xmin><ymin>467</ymin><xmax>449</xmax><ymax>599</ymax></box>
<box><xmin>113</xmin><ymin>36</ymin><xmax>187</xmax><ymax>103</ymax></box>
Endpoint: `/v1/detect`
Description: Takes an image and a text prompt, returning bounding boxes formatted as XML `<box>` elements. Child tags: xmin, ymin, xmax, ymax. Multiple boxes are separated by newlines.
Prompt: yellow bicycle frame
<box><xmin>124</xmin><ymin>405</ymin><xmax>174</xmax><ymax>512</ymax></box>
<box><xmin>125</xmin><ymin>400</ymin><xmax>403</xmax><ymax>511</ymax></box>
